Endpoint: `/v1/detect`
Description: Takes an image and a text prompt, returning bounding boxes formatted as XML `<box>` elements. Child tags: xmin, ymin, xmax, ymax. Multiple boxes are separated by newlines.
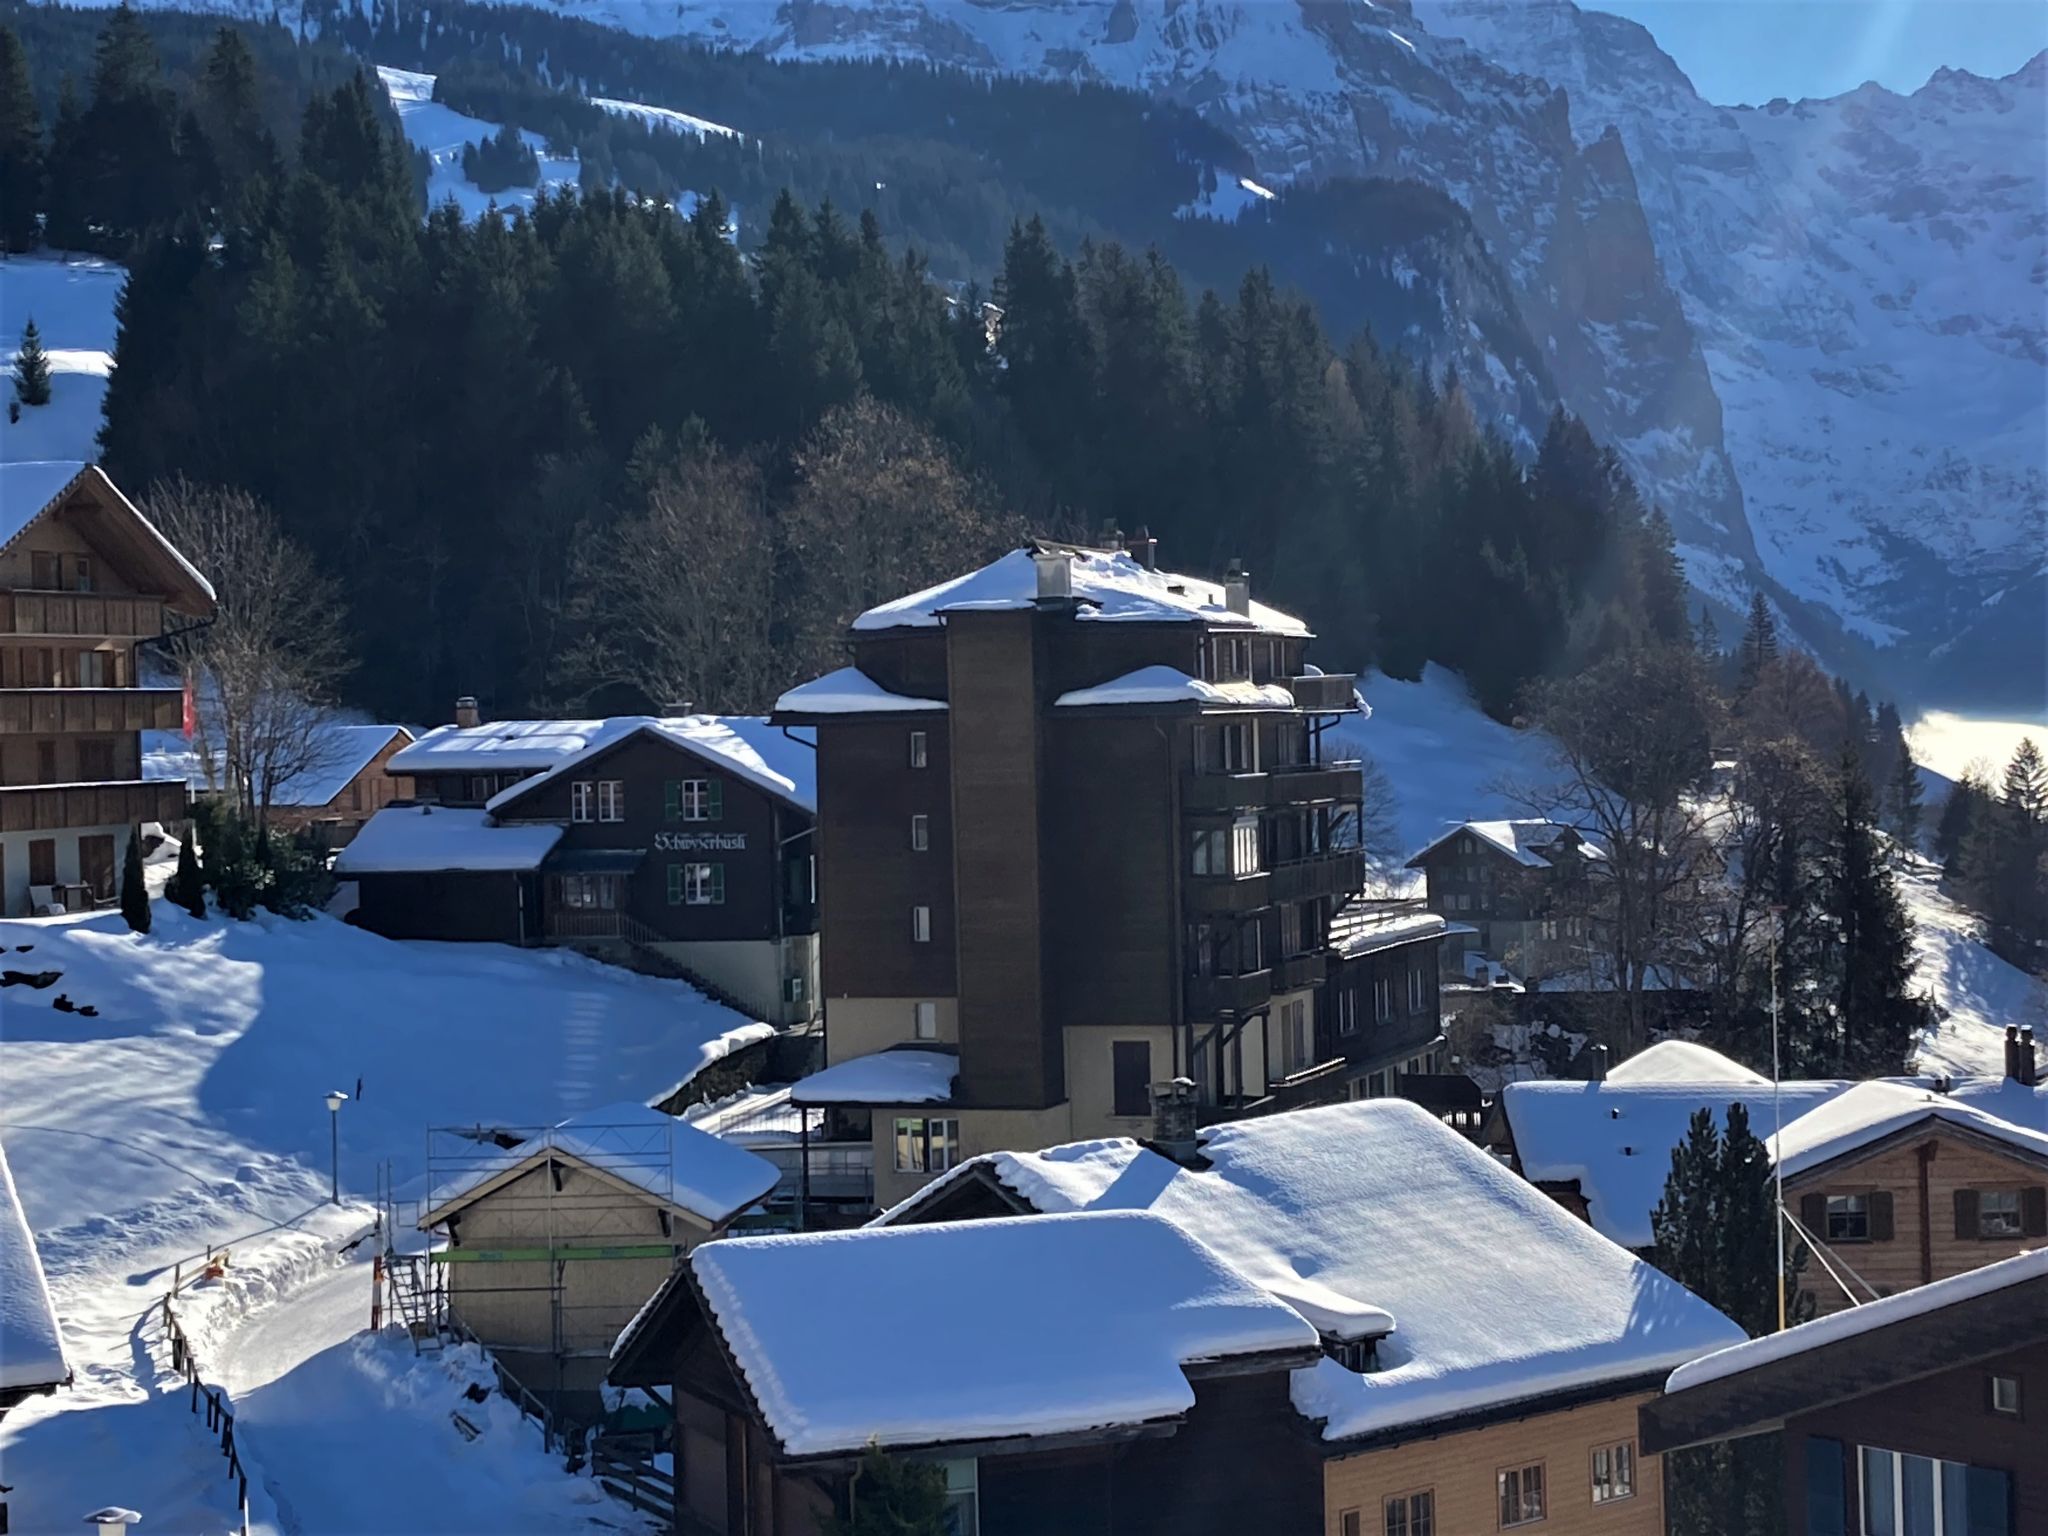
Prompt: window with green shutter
<box><xmin>666</xmin><ymin>864</ymin><xmax>685</xmax><ymax>905</ymax></box>
<box><xmin>664</xmin><ymin>780</ymin><xmax>681</xmax><ymax>821</ymax></box>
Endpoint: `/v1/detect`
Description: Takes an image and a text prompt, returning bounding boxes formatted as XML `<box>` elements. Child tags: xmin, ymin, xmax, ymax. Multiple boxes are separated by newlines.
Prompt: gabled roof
<box><xmin>141</xmin><ymin>723</ymin><xmax>411</xmax><ymax>808</ymax></box>
<box><xmin>878</xmin><ymin>1100</ymin><xmax>1746</xmax><ymax>1443</ymax></box>
<box><xmin>419</xmin><ymin>1101</ymin><xmax>778</xmax><ymax>1230</ymax></box>
<box><xmin>484</xmin><ymin>716</ymin><xmax>816</xmax><ymax>816</ymax></box>
<box><xmin>331</xmin><ymin>805</ymin><xmax>563</xmax><ymax>875</ymax></box>
<box><xmin>1643</xmin><ymin>1248</ymin><xmax>2048</xmax><ymax>1454</ymax></box>
<box><xmin>1944</xmin><ymin>1076</ymin><xmax>2048</xmax><ymax>1133</ymax></box>
<box><xmin>390</xmin><ymin>718</ymin><xmax>605</xmax><ymax>775</ymax></box>
<box><xmin>0</xmin><ymin>1138</ymin><xmax>70</xmax><ymax>1395</ymax></box>
<box><xmin>1770</xmin><ymin>1079</ymin><xmax>2048</xmax><ymax>1180</ymax></box>
<box><xmin>0</xmin><ymin>461</ymin><xmax>214</xmax><ymax>611</ymax></box>
<box><xmin>1606</xmin><ymin>1040</ymin><xmax>1769</xmax><ymax>1087</ymax></box>
<box><xmin>679</xmin><ymin>1211</ymin><xmax>1318</xmax><ymax>1457</ymax></box>
<box><xmin>853</xmin><ymin>543</ymin><xmax>1308</xmax><ymax>636</ymax></box>
<box><xmin>1405</xmin><ymin>819</ymin><xmax>1606</xmax><ymax>870</ymax></box>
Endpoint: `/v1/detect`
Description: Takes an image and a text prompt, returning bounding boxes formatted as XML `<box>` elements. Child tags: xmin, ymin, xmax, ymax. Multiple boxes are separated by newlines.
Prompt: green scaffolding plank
<box><xmin>429</xmin><ymin>1244</ymin><xmax>679</xmax><ymax>1264</ymax></box>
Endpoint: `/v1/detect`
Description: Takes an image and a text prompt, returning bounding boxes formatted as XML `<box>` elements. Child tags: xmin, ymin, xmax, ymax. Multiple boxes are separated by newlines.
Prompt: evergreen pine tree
<box><xmin>1692</xmin><ymin>605</ymin><xmax>1720</xmax><ymax>666</ymax></box>
<box><xmin>1830</xmin><ymin>755</ymin><xmax>1929</xmax><ymax>1076</ymax></box>
<box><xmin>168</xmin><ymin>830</ymin><xmax>205</xmax><ymax>919</ymax></box>
<box><xmin>12</xmin><ymin>317</ymin><xmax>51</xmax><ymax>406</ymax></box>
<box><xmin>0</xmin><ymin>25</ymin><xmax>42</xmax><ymax>253</ymax></box>
<box><xmin>1937</xmin><ymin>770</ymin><xmax>1988</xmax><ymax>878</ymax></box>
<box><xmin>119</xmin><ymin>828</ymin><xmax>150</xmax><ymax>934</ymax></box>
<box><xmin>1889</xmin><ymin>739</ymin><xmax>1923</xmax><ymax>853</ymax></box>
<box><xmin>825</xmin><ymin>1446</ymin><xmax>948</xmax><ymax>1536</ymax></box>
<box><xmin>1971</xmin><ymin>740</ymin><xmax>2048</xmax><ymax>963</ymax></box>
<box><xmin>1735</xmin><ymin>591</ymin><xmax>1777</xmax><ymax>699</ymax></box>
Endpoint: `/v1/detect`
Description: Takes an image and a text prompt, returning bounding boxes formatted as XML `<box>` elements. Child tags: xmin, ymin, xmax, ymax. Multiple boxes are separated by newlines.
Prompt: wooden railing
<box><xmin>0</xmin><ymin>590</ymin><xmax>165</xmax><ymax>638</ymax></box>
<box><xmin>0</xmin><ymin>687</ymin><xmax>183</xmax><ymax>735</ymax></box>
<box><xmin>161</xmin><ymin>1294</ymin><xmax>252</xmax><ymax>1536</ymax></box>
<box><xmin>0</xmin><ymin>779</ymin><xmax>187</xmax><ymax>834</ymax></box>
<box><xmin>591</xmin><ymin>1430</ymin><xmax>676</xmax><ymax>1522</ymax></box>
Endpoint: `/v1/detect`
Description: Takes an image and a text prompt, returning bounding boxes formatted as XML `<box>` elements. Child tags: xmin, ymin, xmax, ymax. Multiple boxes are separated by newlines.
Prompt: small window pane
<box><xmin>909</xmin><ymin>731</ymin><xmax>928</xmax><ymax>768</ymax></box>
<box><xmin>911</xmin><ymin>813</ymin><xmax>929</xmax><ymax>851</ymax></box>
<box><xmin>914</xmin><ymin>1002</ymin><xmax>938</xmax><ymax>1040</ymax></box>
<box><xmin>1991</xmin><ymin>1374</ymin><xmax>2020</xmax><ymax>1415</ymax></box>
<box><xmin>1979</xmin><ymin>1190</ymin><xmax>2022</xmax><ymax>1238</ymax></box>
<box><xmin>1862</xmin><ymin>1446</ymin><xmax>1896</xmax><ymax>1536</ymax></box>
<box><xmin>913</xmin><ymin>905</ymin><xmax>931</xmax><ymax>943</ymax></box>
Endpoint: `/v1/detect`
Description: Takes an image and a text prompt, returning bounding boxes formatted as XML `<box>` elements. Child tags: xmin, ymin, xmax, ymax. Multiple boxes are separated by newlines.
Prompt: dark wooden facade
<box><xmin>1325</xmin><ymin>931</ymin><xmax>1446</xmax><ymax>1092</ymax></box>
<box><xmin>353</xmin><ymin>869</ymin><xmax>532</xmax><ymax>944</ymax></box>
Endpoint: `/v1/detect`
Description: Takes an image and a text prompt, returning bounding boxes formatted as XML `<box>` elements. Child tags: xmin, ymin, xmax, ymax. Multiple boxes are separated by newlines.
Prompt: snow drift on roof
<box><xmin>331</xmin><ymin>806</ymin><xmax>563</xmax><ymax>875</ymax></box>
<box><xmin>1406</xmin><ymin>818</ymin><xmax>1606</xmax><ymax>869</ymax></box>
<box><xmin>1502</xmin><ymin>1080</ymin><xmax>1852</xmax><ymax>1249</ymax></box>
<box><xmin>1945</xmin><ymin>1077</ymin><xmax>2048</xmax><ymax>1133</ymax></box>
<box><xmin>1665</xmin><ymin>1247</ymin><xmax>2048</xmax><ymax>1397</ymax></box>
<box><xmin>390</xmin><ymin>718</ymin><xmax>608</xmax><ymax>774</ymax></box>
<box><xmin>692</xmin><ymin>1210</ymin><xmax>1317</xmax><ymax>1455</ymax></box>
<box><xmin>853</xmin><ymin>546</ymin><xmax>1308</xmax><ymax>635</ymax></box>
<box><xmin>1606</xmin><ymin>1040</ymin><xmax>1769</xmax><ymax>1087</ymax></box>
<box><xmin>894</xmin><ymin>1100</ymin><xmax>1746</xmax><ymax>1440</ymax></box>
<box><xmin>0</xmin><ymin>1138</ymin><xmax>69</xmax><ymax>1392</ymax></box>
<box><xmin>1329</xmin><ymin>905</ymin><xmax>1447</xmax><ymax>958</ymax></box>
<box><xmin>421</xmin><ymin>1101</ymin><xmax>778</xmax><ymax>1228</ymax></box>
<box><xmin>1053</xmin><ymin>666</ymin><xmax>1296</xmax><ymax>710</ymax></box>
<box><xmin>1770</xmin><ymin>1079</ymin><xmax>2048</xmax><ymax>1180</ymax></box>
<box><xmin>791</xmin><ymin>1049</ymin><xmax>956</xmax><ymax>1106</ymax></box>
<box><xmin>486</xmin><ymin>716</ymin><xmax>816</xmax><ymax>815</ymax></box>
<box><xmin>772</xmin><ymin>666</ymin><xmax>947</xmax><ymax>716</ymax></box>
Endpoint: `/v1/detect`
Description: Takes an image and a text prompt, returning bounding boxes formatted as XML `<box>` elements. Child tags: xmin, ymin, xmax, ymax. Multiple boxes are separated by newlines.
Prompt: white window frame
<box><xmin>1374</xmin><ymin>975</ymin><xmax>1392</xmax><ymax>1022</ymax></box>
<box><xmin>893</xmin><ymin>1116</ymin><xmax>959</xmax><ymax>1174</ymax></box>
<box><xmin>1337</xmin><ymin>990</ymin><xmax>1358</xmax><ymax>1036</ymax></box>
<box><xmin>680</xmin><ymin>778</ymin><xmax>715</xmax><ymax>821</ymax></box>
<box><xmin>908</xmin><ymin>730</ymin><xmax>928</xmax><ymax>769</ymax></box>
<box><xmin>1407</xmin><ymin>963</ymin><xmax>1425</xmax><ymax>1013</ymax></box>
<box><xmin>912</xmin><ymin>905</ymin><xmax>932</xmax><ymax>943</ymax></box>
<box><xmin>913</xmin><ymin>1001</ymin><xmax>938</xmax><ymax>1041</ymax></box>
<box><xmin>682</xmin><ymin>862</ymin><xmax>724</xmax><ymax>905</ymax></box>
<box><xmin>1590</xmin><ymin>1440</ymin><xmax>1635</xmax><ymax>1504</ymax></box>
<box><xmin>1231</xmin><ymin>816</ymin><xmax>1261</xmax><ymax>877</ymax></box>
<box><xmin>596</xmin><ymin>779</ymin><xmax>625</xmax><ymax>823</ymax></box>
<box><xmin>1857</xmin><ymin>1446</ymin><xmax>1980</xmax><ymax>1536</ymax></box>
<box><xmin>1496</xmin><ymin>1460</ymin><xmax>1545</xmax><ymax>1528</ymax></box>
<box><xmin>940</xmin><ymin>1459</ymin><xmax>978</xmax><ymax>1536</ymax></box>
<box><xmin>570</xmin><ymin>780</ymin><xmax>594</xmax><ymax>823</ymax></box>
<box><xmin>1990</xmin><ymin>1374</ymin><xmax>2020</xmax><ymax>1415</ymax></box>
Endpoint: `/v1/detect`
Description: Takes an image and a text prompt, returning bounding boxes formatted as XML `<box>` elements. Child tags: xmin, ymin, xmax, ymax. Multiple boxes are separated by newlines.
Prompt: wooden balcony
<box><xmin>1183</xmin><ymin>761</ymin><xmax>1362</xmax><ymax>812</ymax></box>
<box><xmin>1273</xmin><ymin>950</ymin><xmax>1329</xmax><ymax>991</ymax></box>
<box><xmin>1185</xmin><ymin>968</ymin><xmax>1273</xmax><ymax>1019</ymax></box>
<box><xmin>1270</xmin><ymin>848</ymin><xmax>1366</xmax><ymax>905</ymax></box>
<box><xmin>0</xmin><ymin>688</ymin><xmax>183</xmax><ymax>735</ymax></box>
<box><xmin>0</xmin><ymin>591</ymin><xmax>166</xmax><ymax>639</ymax></box>
<box><xmin>1285</xmin><ymin>672</ymin><xmax>1361</xmax><ymax>713</ymax></box>
<box><xmin>0</xmin><ymin>779</ymin><xmax>188</xmax><ymax>833</ymax></box>
<box><xmin>1184</xmin><ymin>871</ymin><xmax>1272</xmax><ymax>914</ymax></box>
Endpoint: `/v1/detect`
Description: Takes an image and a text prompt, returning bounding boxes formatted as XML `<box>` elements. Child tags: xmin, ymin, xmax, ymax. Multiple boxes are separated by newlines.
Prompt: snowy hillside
<box><xmin>1409</xmin><ymin>1</ymin><xmax>2047</xmax><ymax>708</ymax></box>
<box><xmin>0</xmin><ymin>255</ymin><xmax>124</xmax><ymax>465</ymax></box>
<box><xmin>381</xmin><ymin>66</ymin><xmax>580</xmax><ymax>219</ymax></box>
<box><xmin>0</xmin><ymin>906</ymin><xmax>762</xmax><ymax>1528</ymax></box>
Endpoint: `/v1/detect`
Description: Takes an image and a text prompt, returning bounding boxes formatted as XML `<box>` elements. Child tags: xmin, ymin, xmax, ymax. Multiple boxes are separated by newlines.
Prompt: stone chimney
<box><xmin>1223</xmin><ymin>558</ymin><xmax>1251</xmax><ymax>618</ymax></box>
<box><xmin>454</xmin><ymin>695</ymin><xmax>480</xmax><ymax>729</ymax></box>
<box><xmin>1583</xmin><ymin>1043</ymin><xmax>1610</xmax><ymax>1082</ymax></box>
<box><xmin>1031</xmin><ymin>546</ymin><xmax>1073</xmax><ymax>603</ymax></box>
<box><xmin>2011</xmin><ymin>1024</ymin><xmax>2039</xmax><ymax>1088</ymax></box>
<box><xmin>1150</xmin><ymin>1077</ymin><xmax>1200</xmax><ymax>1163</ymax></box>
<box><xmin>1129</xmin><ymin>525</ymin><xmax>1159</xmax><ymax>571</ymax></box>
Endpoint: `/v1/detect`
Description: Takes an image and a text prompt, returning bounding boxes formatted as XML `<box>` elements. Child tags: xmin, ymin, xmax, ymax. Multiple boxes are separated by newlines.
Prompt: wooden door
<box><xmin>79</xmin><ymin>834</ymin><xmax>115</xmax><ymax>899</ymax></box>
<box><xmin>28</xmin><ymin>838</ymin><xmax>55</xmax><ymax>887</ymax></box>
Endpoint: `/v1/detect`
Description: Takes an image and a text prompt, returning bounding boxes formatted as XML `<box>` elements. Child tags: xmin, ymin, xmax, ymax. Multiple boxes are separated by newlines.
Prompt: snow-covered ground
<box><xmin>0</xmin><ymin>253</ymin><xmax>124</xmax><ymax>464</ymax></box>
<box><xmin>591</xmin><ymin>94</ymin><xmax>739</xmax><ymax>141</ymax></box>
<box><xmin>379</xmin><ymin>66</ymin><xmax>580</xmax><ymax>220</ymax></box>
<box><xmin>1900</xmin><ymin>858</ymin><xmax>2048</xmax><ymax>1078</ymax></box>
<box><xmin>0</xmin><ymin>905</ymin><xmax>760</xmax><ymax>1529</ymax></box>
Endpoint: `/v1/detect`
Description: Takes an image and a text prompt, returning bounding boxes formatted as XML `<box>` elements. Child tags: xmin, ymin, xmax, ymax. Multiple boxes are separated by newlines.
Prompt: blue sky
<box><xmin>1591</xmin><ymin>0</ymin><xmax>2048</xmax><ymax>104</ymax></box>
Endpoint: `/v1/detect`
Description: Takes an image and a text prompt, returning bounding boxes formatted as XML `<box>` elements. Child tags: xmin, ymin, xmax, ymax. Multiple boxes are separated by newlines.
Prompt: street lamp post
<box><xmin>325</xmin><ymin>1090</ymin><xmax>349</xmax><ymax>1204</ymax></box>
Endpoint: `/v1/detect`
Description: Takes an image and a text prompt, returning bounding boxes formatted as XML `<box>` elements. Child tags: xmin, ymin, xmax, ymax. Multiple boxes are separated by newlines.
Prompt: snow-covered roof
<box><xmin>1500</xmin><ymin>1080</ymin><xmax>1853</xmax><ymax>1249</ymax></box>
<box><xmin>0</xmin><ymin>461</ymin><xmax>215</xmax><ymax>605</ymax></box>
<box><xmin>790</xmin><ymin>1049</ymin><xmax>956</xmax><ymax>1106</ymax></box>
<box><xmin>389</xmin><ymin>718</ymin><xmax>607</xmax><ymax>775</ymax></box>
<box><xmin>680</xmin><ymin>1084</ymin><xmax>805</xmax><ymax>1146</ymax></box>
<box><xmin>0</xmin><ymin>1138</ymin><xmax>70</xmax><ymax>1393</ymax></box>
<box><xmin>1770</xmin><ymin>1079</ymin><xmax>2048</xmax><ymax>1180</ymax></box>
<box><xmin>420</xmin><ymin>1101</ymin><xmax>778</xmax><ymax>1229</ymax></box>
<box><xmin>1606</xmin><ymin>1040</ymin><xmax>1769</xmax><ymax>1087</ymax></box>
<box><xmin>1405</xmin><ymin>819</ymin><xmax>1606</xmax><ymax>870</ymax></box>
<box><xmin>1329</xmin><ymin>905</ymin><xmax>1447</xmax><ymax>958</ymax></box>
<box><xmin>1665</xmin><ymin>1247</ymin><xmax>2048</xmax><ymax>1397</ymax></box>
<box><xmin>1944</xmin><ymin>1076</ymin><xmax>2048</xmax><ymax>1133</ymax></box>
<box><xmin>485</xmin><ymin>716</ymin><xmax>816</xmax><ymax>815</ymax></box>
<box><xmin>852</xmin><ymin>545</ymin><xmax>1308</xmax><ymax>635</ymax></box>
<box><xmin>331</xmin><ymin>805</ymin><xmax>563</xmax><ymax>875</ymax></box>
<box><xmin>885</xmin><ymin>1100</ymin><xmax>1746</xmax><ymax>1441</ymax></box>
<box><xmin>690</xmin><ymin>1210</ymin><xmax>1318</xmax><ymax>1455</ymax></box>
<box><xmin>141</xmin><ymin>723</ymin><xmax>411</xmax><ymax>807</ymax></box>
<box><xmin>771</xmin><ymin>666</ymin><xmax>947</xmax><ymax>716</ymax></box>
<box><xmin>1053</xmin><ymin>666</ymin><xmax>1296</xmax><ymax>711</ymax></box>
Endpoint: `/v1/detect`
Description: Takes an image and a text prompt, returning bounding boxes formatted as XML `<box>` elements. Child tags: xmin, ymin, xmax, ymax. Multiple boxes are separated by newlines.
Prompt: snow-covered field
<box><xmin>0</xmin><ymin>905</ymin><xmax>759</xmax><ymax>1530</ymax></box>
<box><xmin>0</xmin><ymin>253</ymin><xmax>124</xmax><ymax>465</ymax></box>
<box><xmin>379</xmin><ymin>66</ymin><xmax>580</xmax><ymax>220</ymax></box>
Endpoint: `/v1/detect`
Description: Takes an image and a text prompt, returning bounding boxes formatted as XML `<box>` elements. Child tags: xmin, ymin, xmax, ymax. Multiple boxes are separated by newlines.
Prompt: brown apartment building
<box><xmin>0</xmin><ymin>463</ymin><xmax>212</xmax><ymax>914</ymax></box>
<box><xmin>771</xmin><ymin>536</ymin><xmax>1372</xmax><ymax>1209</ymax></box>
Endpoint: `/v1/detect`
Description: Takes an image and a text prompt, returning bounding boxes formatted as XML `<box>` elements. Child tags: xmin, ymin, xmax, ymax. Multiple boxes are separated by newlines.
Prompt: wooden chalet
<box><xmin>1642</xmin><ymin>1247</ymin><xmax>2046</xmax><ymax>1536</ymax></box>
<box><xmin>0</xmin><ymin>462</ymin><xmax>214</xmax><ymax>914</ymax></box>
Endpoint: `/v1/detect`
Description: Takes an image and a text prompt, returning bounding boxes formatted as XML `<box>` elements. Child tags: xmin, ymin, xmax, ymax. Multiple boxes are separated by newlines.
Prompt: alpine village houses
<box><xmin>769</xmin><ymin>535</ymin><xmax>1448</xmax><ymax>1214</ymax></box>
<box><xmin>335</xmin><ymin>707</ymin><xmax>819</xmax><ymax>1025</ymax></box>
<box><xmin>0</xmin><ymin>462</ymin><xmax>213</xmax><ymax>914</ymax></box>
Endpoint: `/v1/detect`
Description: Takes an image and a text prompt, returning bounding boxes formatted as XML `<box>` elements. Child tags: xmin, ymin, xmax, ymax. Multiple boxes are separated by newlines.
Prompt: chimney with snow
<box><xmin>1223</xmin><ymin>558</ymin><xmax>1251</xmax><ymax>618</ymax></box>
<box><xmin>1130</xmin><ymin>525</ymin><xmax>1159</xmax><ymax>570</ymax></box>
<box><xmin>1583</xmin><ymin>1043</ymin><xmax>1610</xmax><ymax>1082</ymax></box>
<box><xmin>1150</xmin><ymin>1077</ymin><xmax>1200</xmax><ymax>1163</ymax></box>
<box><xmin>1032</xmin><ymin>546</ymin><xmax>1073</xmax><ymax>603</ymax></box>
<box><xmin>2016</xmin><ymin>1025</ymin><xmax>2039</xmax><ymax>1088</ymax></box>
<box><xmin>454</xmin><ymin>695</ymin><xmax>480</xmax><ymax>729</ymax></box>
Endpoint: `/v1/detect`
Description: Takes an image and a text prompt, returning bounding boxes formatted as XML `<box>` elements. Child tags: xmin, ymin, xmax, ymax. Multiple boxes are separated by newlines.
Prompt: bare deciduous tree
<box><xmin>143</xmin><ymin>478</ymin><xmax>354</xmax><ymax>831</ymax></box>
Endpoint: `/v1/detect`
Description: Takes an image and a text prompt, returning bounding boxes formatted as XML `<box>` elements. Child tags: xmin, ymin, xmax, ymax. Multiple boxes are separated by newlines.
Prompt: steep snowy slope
<box><xmin>1410</xmin><ymin>1</ymin><xmax>2047</xmax><ymax>708</ymax></box>
<box><xmin>0</xmin><ymin>255</ymin><xmax>124</xmax><ymax>464</ymax></box>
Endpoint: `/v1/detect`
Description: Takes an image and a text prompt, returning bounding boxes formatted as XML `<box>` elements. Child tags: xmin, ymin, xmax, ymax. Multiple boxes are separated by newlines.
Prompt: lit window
<box><xmin>913</xmin><ymin>1002</ymin><xmax>938</xmax><ymax>1040</ymax></box>
<box><xmin>1591</xmin><ymin>1441</ymin><xmax>1635</xmax><ymax>1504</ymax></box>
<box><xmin>910</xmin><ymin>813</ymin><xmax>929</xmax><ymax>851</ymax></box>
<box><xmin>1231</xmin><ymin>816</ymin><xmax>1261</xmax><ymax>875</ymax></box>
<box><xmin>909</xmin><ymin>731</ymin><xmax>928</xmax><ymax>769</ymax></box>
<box><xmin>597</xmin><ymin>780</ymin><xmax>625</xmax><ymax>822</ymax></box>
<box><xmin>912</xmin><ymin>905</ymin><xmax>931</xmax><ymax>943</ymax></box>
<box><xmin>1826</xmin><ymin>1193</ymin><xmax>1871</xmax><ymax>1243</ymax></box>
<box><xmin>1383</xmin><ymin>1490</ymin><xmax>1433</xmax><ymax>1536</ymax></box>
<box><xmin>1497</xmin><ymin>1461</ymin><xmax>1545</xmax><ymax>1527</ymax></box>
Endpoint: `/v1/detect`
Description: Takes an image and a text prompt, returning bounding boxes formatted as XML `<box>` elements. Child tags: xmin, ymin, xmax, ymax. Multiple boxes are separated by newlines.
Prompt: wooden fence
<box><xmin>160</xmin><ymin>1294</ymin><xmax>251</xmax><ymax>1536</ymax></box>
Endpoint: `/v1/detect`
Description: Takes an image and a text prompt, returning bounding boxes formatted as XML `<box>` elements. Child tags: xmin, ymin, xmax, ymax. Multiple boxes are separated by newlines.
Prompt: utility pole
<box><xmin>1770</xmin><ymin>905</ymin><xmax>1786</xmax><ymax>1333</ymax></box>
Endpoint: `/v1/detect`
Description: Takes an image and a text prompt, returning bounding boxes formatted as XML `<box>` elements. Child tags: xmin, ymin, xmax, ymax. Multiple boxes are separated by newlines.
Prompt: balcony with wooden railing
<box><xmin>0</xmin><ymin>688</ymin><xmax>184</xmax><ymax>735</ymax></box>
<box><xmin>1284</xmin><ymin>672</ymin><xmax>1360</xmax><ymax>713</ymax></box>
<box><xmin>0</xmin><ymin>591</ymin><xmax>166</xmax><ymax>639</ymax></box>
<box><xmin>1185</xmin><ymin>967</ymin><xmax>1273</xmax><ymax>1020</ymax></box>
<box><xmin>1182</xmin><ymin>759</ymin><xmax>1363</xmax><ymax>812</ymax></box>
<box><xmin>0</xmin><ymin>779</ymin><xmax>188</xmax><ymax>832</ymax></box>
